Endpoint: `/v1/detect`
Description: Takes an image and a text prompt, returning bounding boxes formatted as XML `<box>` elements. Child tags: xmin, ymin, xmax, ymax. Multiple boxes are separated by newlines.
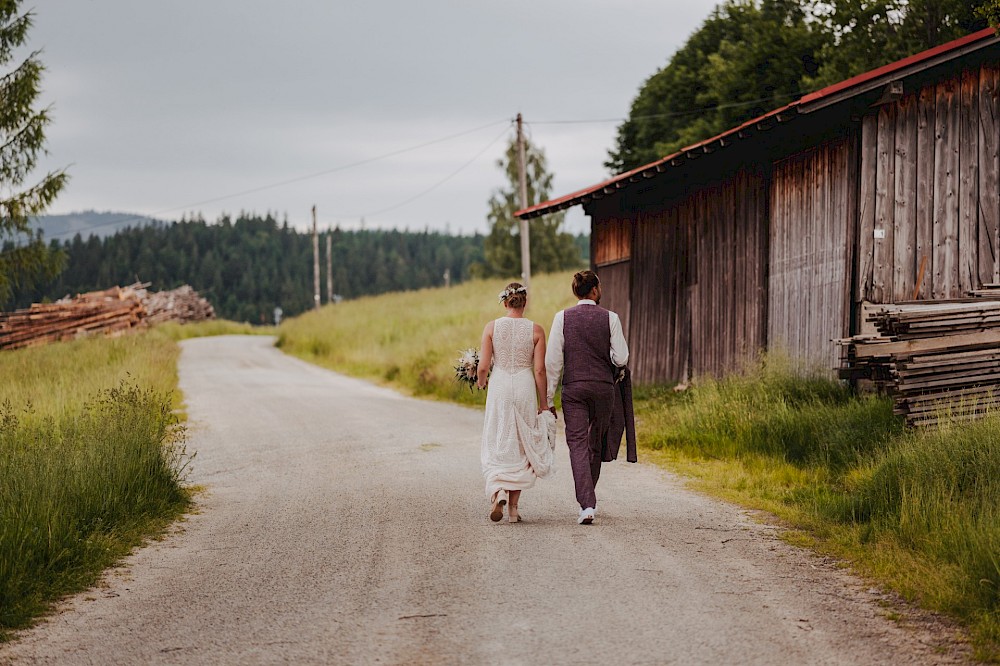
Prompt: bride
<box><xmin>477</xmin><ymin>282</ymin><xmax>555</xmax><ymax>523</ymax></box>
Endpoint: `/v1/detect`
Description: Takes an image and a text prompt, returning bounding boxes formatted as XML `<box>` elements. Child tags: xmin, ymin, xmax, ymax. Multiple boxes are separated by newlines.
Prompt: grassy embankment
<box><xmin>278</xmin><ymin>276</ymin><xmax>998</xmax><ymax>662</ymax></box>
<box><xmin>277</xmin><ymin>270</ymin><xmax>579</xmax><ymax>405</ymax></box>
<box><xmin>0</xmin><ymin>319</ymin><xmax>263</xmax><ymax>639</ymax></box>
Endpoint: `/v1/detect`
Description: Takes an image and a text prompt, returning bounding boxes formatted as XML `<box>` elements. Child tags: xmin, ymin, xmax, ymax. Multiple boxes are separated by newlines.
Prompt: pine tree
<box><xmin>0</xmin><ymin>1</ymin><xmax>67</xmax><ymax>306</ymax></box>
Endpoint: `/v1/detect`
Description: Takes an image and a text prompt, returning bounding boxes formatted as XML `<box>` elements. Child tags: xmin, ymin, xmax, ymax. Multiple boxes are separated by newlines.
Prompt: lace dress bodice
<box><xmin>492</xmin><ymin>317</ymin><xmax>534</xmax><ymax>373</ymax></box>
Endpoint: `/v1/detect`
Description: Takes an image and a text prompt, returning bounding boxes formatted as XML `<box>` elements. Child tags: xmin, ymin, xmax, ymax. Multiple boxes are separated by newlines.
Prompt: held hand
<box><xmin>537</xmin><ymin>405</ymin><xmax>548</xmax><ymax>415</ymax></box>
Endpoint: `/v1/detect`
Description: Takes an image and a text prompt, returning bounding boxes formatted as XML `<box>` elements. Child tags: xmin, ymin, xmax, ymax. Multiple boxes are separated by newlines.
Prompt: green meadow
<box><xmin>276</xmin><ymin>271</ymin><xmax>579</xmax><ymax>405</ymax></box>
<box><xmin>0</xmin><ymin>319</ymin><xmax>262</xmax><ymax>639</ymax></box>
<box><xmin>280</xmin><ymin>276</ymin><xmax>999</xmax><ymax>661</ymax></box>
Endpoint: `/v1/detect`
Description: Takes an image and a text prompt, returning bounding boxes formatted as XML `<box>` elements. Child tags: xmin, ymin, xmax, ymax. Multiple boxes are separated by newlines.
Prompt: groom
<box><xmin>546</xmin><ymin>270</ymin><xmax>629</xmax><ymax>525</ymax></box>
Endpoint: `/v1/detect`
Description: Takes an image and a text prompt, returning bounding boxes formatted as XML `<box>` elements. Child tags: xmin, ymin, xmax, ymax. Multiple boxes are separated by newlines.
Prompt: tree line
<box><xmin>8</xmin><ymin>213</ymin><xmax>588</xmax><ymax>322</ymax></box>
<box><xmin>609</xmin><ymin>0</ymin><xmax>1000</xmax><ymax>174</ymax></box>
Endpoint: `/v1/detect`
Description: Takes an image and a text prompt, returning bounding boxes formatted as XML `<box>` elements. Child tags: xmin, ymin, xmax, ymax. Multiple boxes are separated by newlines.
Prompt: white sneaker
<box><xmin>578</xmin><ymin>507</ymin><xmax>595</xmax><ymax>525</ymax></box>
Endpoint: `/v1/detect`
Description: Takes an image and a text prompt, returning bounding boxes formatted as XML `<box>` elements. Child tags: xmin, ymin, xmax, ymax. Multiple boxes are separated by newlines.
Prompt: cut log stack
<box><xmin>0</xmin><ymin>284</ymin><xmax>147</xmax><ymax>351</ymax></box>
<box><xmin>0</xmin><ymin>283</ymin><xmax>215</xmax><ymax>351</ymax></box>
<box><xmin>839</xmin><ymin>294</ymin><xmax>1000</xmax><ymax>427</ymax></box>
<box><xmin>142</xmin><ymin>285</ymin><xmax>215</xmax><ymax>325</ymax></box>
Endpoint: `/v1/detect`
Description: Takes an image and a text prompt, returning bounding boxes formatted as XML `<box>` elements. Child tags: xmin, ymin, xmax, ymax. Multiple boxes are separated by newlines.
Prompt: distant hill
<box><xmin>32</xmin><ymin>211</ymin><xmax>164</xmax><ymax>241</ymax></box>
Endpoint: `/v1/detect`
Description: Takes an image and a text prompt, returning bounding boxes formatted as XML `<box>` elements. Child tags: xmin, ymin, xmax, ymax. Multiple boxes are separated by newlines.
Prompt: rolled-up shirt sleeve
<box><xmin>545</xmin><ymin>310</ymin><xmax>564</xmax><ymax>405</ymax></box>
<box><xmin>610</xmin><ymin>312</ymin><xmax>629</xmax><ymax>367</ymax></box>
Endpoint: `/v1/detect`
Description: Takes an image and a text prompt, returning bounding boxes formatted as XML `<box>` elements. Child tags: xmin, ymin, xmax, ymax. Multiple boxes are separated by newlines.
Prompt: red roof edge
<box><xmin>800</xmin><ymin>26</ymin><xmax>997</xmax><ymax>105</ymax></box>
<box><xmin>516</xmin><ymin>26</ymin><xmax>999</xmax><ymax>220</ymax></box>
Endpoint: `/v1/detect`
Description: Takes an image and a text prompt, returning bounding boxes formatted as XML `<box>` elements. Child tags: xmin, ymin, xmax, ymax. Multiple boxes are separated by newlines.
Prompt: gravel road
<box><xmin>1</xmin><ymin>335</ymin><xmax>969</xmax><ymax>665</ymax></box>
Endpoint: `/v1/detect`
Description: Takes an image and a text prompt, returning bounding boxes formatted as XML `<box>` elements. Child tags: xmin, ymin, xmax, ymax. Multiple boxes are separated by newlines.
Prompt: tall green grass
<box><xmin>635</xmin><ymin>356</ymin><xmax>999</xmax><ymax>661</ymax></box>
<box><xmin>0</xmin><ymin>331</ymin><xmax>192</xmax><ymax>638</ymax></box>
<box><xmin>277</xmin><ymin>271</ymin><xmax>578</xmax><ymax>404</ymax></box>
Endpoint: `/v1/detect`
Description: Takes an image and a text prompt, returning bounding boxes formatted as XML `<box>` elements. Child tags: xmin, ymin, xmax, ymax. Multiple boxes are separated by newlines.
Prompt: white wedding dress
<box><xmin>481</xmin><ymin>317</ymin><xmax>555</xmax><ymax>501</ymax></box>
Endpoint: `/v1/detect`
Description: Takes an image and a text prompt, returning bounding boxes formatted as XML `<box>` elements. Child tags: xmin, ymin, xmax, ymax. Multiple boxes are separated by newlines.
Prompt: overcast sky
<box><xmin>27</xmin><ymin>1</ymin><xmax>723</xmax><ymax>237</ymax></box>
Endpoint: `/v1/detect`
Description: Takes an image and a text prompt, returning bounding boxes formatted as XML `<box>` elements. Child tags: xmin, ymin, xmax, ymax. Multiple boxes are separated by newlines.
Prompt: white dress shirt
<box><xmin>546</xmin><ymin>299</ymin><xmax>629</xmax><ymax>404</ymax></box>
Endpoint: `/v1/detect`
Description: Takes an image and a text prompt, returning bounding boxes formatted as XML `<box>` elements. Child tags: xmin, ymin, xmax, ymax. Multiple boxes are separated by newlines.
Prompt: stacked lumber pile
<box><xmin>142</xmin><ymin>285</ymin><xmax>215</xmax><ymax>324</ymax></box>
<box><xmin>839</xmin><ymin>297</ymin><xmax>1000</xmax><ymax>427</ymax></box>
<box><xmin>0</xmin><ymin>284</ymin><xmax>146</xmax><ymax>350</ymax></box>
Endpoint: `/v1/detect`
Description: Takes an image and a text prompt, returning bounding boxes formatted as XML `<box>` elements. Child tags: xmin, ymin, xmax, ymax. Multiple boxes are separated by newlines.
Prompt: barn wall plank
<box><xmin>858</xmin><ymin>114</ymin><xmax>878</xmax><ymax>302</ymax></box>
<box><xmin>934</xmin><ymin>77</ymin><xmax>961</xmax><ymax>298</ymax></box>
<box><xmin>979</xmin><ymin>63</ymin><xmax>1000</xmax><ymax>285</ymax></box>
<box><xmin>916</xmin><ymin>83</ymin><xmax>937</xmax><ymax>299</ymax></box>
<box><xmin>894</xmin><ymin>93</ymin><xmax>918</xmax><ymax>301</ymax></box>
<box><xmin>873</xmin><ymin>105</ymin><xmax>896</xmax><ymax>303</ymax></box>
<box><xmin>960</xmin><ymin>67</ymin><xmax>981</xmax><ymax>293</ymax></box>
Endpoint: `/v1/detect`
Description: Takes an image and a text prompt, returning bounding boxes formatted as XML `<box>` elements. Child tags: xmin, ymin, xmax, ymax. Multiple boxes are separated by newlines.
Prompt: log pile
<box><xmin>839</xmin><ymin>297</ymin><xmax>1000</xmax><ymax>427</ymax></box>
<box><xmin>0</xmin><ymin>283</ymin><xmax>216</xmax><ymax>351</ymax></box>
<box><xmin>0</xmin><ymin>284</ymin><xmax>146</xmax><ymax>350</ymax></box>
<box><xmin>142</xmin><ymin>285</ymin><xmax>215</xmax><ymax>324</ymax></box>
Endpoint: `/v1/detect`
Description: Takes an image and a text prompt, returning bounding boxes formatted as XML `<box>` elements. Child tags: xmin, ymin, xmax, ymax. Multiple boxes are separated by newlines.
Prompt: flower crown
<box><xmin>497</xmin><ymin>285</ymin><xmax>527</xmax><ymax>304</ymax></box>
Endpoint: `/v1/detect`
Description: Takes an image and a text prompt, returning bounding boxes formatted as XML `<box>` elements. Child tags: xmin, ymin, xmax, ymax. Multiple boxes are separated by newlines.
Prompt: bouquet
<box><xmin>454</xmin><ymin>347</ymin><xmax>483</xmax><ymax>392</ymax></box>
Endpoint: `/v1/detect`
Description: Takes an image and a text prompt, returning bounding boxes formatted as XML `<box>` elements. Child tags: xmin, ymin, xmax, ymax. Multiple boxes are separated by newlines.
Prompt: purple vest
<box><xmin>562</xmin><ymin>304</ymin><xmax>614</xmax><ymax>385</ymax></box>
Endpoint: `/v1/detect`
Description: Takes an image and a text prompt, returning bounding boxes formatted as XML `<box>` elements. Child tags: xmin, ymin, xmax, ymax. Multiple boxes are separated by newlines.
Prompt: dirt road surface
<box><xmin>1</xmin><ymin>335</ymin><xmax>968</xmax><ymax>665</ymax></box>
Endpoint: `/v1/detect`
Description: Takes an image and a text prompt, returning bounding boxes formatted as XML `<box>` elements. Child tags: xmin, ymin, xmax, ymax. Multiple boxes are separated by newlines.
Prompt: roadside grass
<box><xmin>155</xmin><ymin>319</ymin><xmax>274</xmax><ymax>341</ymax></box>
<box><xmin>635</xmin><ymin>356</ymin><xmax>999</xmax><ymax>661</ymax></box>
<box><xmin>0</xmin><ymin>330</ymin><xmax>193</xmax><ymax>639</ymax></box>
<box><xmin>276</xmin><ymin>270</ymin><xmax>578</xmax><ymax>405</ymax></box>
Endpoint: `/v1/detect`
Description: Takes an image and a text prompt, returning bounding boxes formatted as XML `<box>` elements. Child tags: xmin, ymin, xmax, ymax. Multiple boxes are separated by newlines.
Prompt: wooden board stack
<box><xmin>0</xmin><ymin>284</ymin><xmax>146</xmax><ymax>351</ymax></box>
<box><xmin>839</xmin><ymin>291</ymin><xmax>1000</xmax><ymax>427</ymax></box>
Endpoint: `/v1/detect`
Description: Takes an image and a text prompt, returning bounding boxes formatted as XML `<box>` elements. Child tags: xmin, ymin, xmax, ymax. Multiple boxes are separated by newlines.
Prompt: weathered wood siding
<box><xmin>592</xmin><ymin>216</ymin><xmax>632</xmax><ymax>337</ymax></box>
<box><xmin>597</xmin><ymin>260</ymin><xmax>631</xmax><ymax>338</ymax></box>
<box><xmin>769</xmin><ymin>137</ymin><xmax>855</xmax><ymax>369</ymax></box>
<box><xmin>690</xmin><ymin>168</ymin><xmax>769</xmax><ymax>378</ymax></box>
<box><xmin>629</xmin><ymin>207</ymin><xmax>690</xmax><ymax>384</ymax></box>
<box><xmin>857</xmin><ymin>63</ymin><xmax>1000</xmax><ymax>302</ymax></box>
<box><xmin>621</xmin><ymin>168</ymin><xmax>768</xmax><ymax>384</ymax></box>
<box><xmin>593</xmin><ymin>216</ymin><xmax>631</xmax><ymax>265</ymax></box>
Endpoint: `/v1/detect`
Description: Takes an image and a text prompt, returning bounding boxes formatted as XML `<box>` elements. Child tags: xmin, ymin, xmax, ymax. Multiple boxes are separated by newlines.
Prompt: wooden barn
<box><xmin>517</xmin><ymin>28</ymin><xmax>1000</xmax><ymax>385</ymax></box>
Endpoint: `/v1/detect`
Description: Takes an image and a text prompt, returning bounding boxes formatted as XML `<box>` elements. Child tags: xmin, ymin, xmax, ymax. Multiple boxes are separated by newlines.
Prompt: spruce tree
<box><xmin>0</xmin><ymin>0</ymin><xmax>67</xmax><ymax>306</ymax></box>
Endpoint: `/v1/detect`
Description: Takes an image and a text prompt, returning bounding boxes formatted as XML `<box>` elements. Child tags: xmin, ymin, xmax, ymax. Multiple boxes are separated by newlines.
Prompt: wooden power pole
<box><xmin>312</xmin><ymin>206</ymin><xmax>320</xmax><ymax>310</ymax></box>
<box><xmin>326</xmin><ymin>231</ymin><xmax>333</xmax><ymax>304</ymax></box>
<box><xmin>516</xmin><ymin>113</ymin><xmax>531</xmax><ymax>289</ymax></box>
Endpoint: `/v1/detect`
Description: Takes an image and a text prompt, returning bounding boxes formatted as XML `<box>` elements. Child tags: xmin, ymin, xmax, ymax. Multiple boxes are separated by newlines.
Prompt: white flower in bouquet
<box><xmin>454</xmin><ymin>347</ymin><xmax>482</xmax><ymax>391</ymax></box>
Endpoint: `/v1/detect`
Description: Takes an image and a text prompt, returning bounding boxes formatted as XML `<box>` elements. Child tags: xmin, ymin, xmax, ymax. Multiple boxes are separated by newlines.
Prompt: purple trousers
<box><xmin>562</xmin><ymin>380</ymin><xmax>614</xmax><ymax>510</ymax></box>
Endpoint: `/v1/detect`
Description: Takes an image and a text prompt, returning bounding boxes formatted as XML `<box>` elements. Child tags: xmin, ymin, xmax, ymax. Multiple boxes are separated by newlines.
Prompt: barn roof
<box><xmin>516</xmin><ymin>27</ymin><xmax>1000</xmax><ymax>220</ymax></box>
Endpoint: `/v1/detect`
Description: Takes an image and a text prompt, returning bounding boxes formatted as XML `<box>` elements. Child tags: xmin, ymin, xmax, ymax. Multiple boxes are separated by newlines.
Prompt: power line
<box><xmin>40</xmin><ymin>92</ymin><xmax>808</xmax><ymax>240</ymax></box>
<box><xmin>44</xmin><ymin>117</ymin><xmax>512</xmax><ymax>240</ymax></box>
<box><xmin>529</xmin><ymin>92</ymin><xmax>800</xmax><ymax>125</ymax></box>
<box><xmin>340</xmin><ymin>124</ymin><xmax>511</xmax><ymax>220</ymax></box>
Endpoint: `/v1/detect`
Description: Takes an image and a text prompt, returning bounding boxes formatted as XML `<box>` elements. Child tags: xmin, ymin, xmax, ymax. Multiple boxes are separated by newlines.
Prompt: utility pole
<box><xmin>326</xmin><ymin>230</ymin><xmax>333</xmax><ymax>304</ymax></box>
<box><xmin>312</xmin><ymin>205</ymin><xmax>320</xmax><ymax>310</ymax></box>
<box><xmin>516</xmin><ymin>112</ymin><xmax>531</xmax><ymax>289</ymax></box>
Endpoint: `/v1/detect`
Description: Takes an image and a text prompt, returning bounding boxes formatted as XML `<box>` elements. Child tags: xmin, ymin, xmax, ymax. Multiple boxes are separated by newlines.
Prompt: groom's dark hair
<box><xmin>572</xmin><ymin>270</ymin><xmax>600</xmax><ymax>299</ymax></box>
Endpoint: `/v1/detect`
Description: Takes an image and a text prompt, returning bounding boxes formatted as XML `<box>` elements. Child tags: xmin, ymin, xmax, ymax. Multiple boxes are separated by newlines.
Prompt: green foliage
<box><xmin>635</xmin><ymin>359</ymin><xmax>998</xmax><ymax>658</ymax></box>
<box><xmin>636</xmin><ymin>355</ymin><xmax>901</xmax><ymax>468</ymax></box>
<box><xmin>10</xmin><ymin>213</ymin><xmax>487</xmax><ymax>320</ymax></box>
<box><xmin>608</xmin><ymin>0</ymin><xmax>992</xmax><ymax>174</ymax></box>
<box><xmin>0</xmin><ymin>332</ymin><xmax>190</xmax><ymax>637</ymax></box>
<box><xmin>479</xmin><ymin>135</ymin><xmax>581</xmax><ymax>278</ymax></box>
<box><xmin>976</xmin><ymin>0</ymin><xmax>1000</xmax><ymax>29</ymax></box>
<box><xmin>0</xmin><ymin>1</ymin><xmax>68</xmax><ymax>303</ymax></box>
<box><xmin>608</xmin><ymin>0</ymin><xmax>825</xmax><ymax>172</ymax></box>
<box><xmin>806</xmin><ymin>0</ymin><xmax>988</xmax><ymax>88</ymax></box>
